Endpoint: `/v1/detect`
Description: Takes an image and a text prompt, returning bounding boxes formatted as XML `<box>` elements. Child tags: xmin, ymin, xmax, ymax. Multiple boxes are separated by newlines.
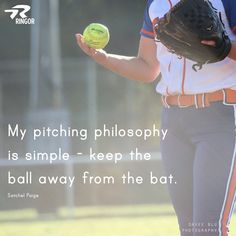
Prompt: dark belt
<box><xmin>161</xmin><ymin>89</ymin><xmax>236</xmax><ymax>108</ymax></box>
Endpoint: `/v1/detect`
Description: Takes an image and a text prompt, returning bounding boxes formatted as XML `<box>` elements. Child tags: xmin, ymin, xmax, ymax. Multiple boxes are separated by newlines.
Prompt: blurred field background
<box><xmin>0</xmin><ymin>205</ymin><xmax>235</xmax><ymax>236</ymax></box>
<box><xmin>0</xmin><ymin>0</ymin><xmax>235</xmax><ymax>235</ymax></box>
<box><xmin>0</xmin><ymin>205</ymin><xmax>178</xmax><ymax>236</ymax></box>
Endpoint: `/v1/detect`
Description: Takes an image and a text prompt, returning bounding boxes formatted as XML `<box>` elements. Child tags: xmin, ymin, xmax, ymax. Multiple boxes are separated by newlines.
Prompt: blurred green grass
<box><xmin>0</xmin><ymin>205</ymin><xmax>235</xmax><ymax>236</ymax></box>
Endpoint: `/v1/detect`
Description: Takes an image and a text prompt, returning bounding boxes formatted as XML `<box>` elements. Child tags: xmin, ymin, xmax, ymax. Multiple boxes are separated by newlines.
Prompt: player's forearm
<box><xmin>75</xmin><ymin>34</ymin><xmax>160</xmax><ymax>82</ymax></box>
<box><xmin>228</xmin><ymin>41</ymin><xmax>236</xmax><ymax>61</ymax></box>
<box><xmin>96</xmin><ymin>53</ymin><xmax>160</xmax><ymax>83</ymax></box>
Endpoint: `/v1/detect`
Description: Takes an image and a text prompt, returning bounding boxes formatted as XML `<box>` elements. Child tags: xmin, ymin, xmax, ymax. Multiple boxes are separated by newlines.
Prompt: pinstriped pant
<box><xmin>160</xmin><ymin>102</ymin><xmax>236</xmax><ymax>236</ymax></box>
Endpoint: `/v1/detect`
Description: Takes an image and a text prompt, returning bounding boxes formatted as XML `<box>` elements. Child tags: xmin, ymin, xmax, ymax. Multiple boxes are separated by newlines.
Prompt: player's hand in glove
<box><xmin>154</xmin><ymin>0</ymin><xmax>231</xmax><ymax>71</ymax></box>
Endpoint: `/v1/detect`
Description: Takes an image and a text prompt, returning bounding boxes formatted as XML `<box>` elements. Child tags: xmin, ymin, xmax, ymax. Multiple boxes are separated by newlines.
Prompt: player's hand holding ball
<box><xmin>83</xmin><ymin>23</ymin><xmax>110</xmax><ymax>49</ymax></box>
<box><xmin>75</xmin><ymin>23</ymin><xmax>110</xmax><ymax>63</ymax></box>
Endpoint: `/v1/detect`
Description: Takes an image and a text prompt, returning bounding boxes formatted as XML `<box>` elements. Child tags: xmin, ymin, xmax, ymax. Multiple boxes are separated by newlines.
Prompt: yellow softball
<box><xmin>83</xmin><ymin>23</ymin><xmax>110</xmax><ymax>49</ymax></box>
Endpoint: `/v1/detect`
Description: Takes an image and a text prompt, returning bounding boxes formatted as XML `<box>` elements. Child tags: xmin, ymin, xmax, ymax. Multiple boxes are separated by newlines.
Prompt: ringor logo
<box><xmin>4</xmin><ymin>4</ymin><xmax>35</xmax><ymax>24</ymax></box>
<box><xmin>4</xmin><ymin>5</ymin><xmax>31</xmax><ymax>19</ymax></box>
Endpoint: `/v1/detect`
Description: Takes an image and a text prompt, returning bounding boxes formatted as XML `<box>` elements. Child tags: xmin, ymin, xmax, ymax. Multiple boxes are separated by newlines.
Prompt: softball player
<box><xmin>76</xmin><ymin>0</ymin><xmax>236</xmax><ymax>235</ymax></box>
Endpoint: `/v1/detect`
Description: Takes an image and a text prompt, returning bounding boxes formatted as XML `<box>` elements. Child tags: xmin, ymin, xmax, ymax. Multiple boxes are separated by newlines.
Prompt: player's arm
<box><xmin>76</xmin><ymin>34</ymin><xmax>160</xmax><ymax>83</ymax></box>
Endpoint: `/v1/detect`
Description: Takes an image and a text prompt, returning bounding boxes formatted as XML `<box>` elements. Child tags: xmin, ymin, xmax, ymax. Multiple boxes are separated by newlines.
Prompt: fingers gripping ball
<box><xmin>83</xmin><ymin>23</ymin><xmax>110</xmax><ymax>49</ymax></box>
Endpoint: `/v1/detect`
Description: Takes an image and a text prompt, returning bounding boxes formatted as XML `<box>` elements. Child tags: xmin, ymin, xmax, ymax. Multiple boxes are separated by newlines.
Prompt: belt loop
<box><xmin>194</xmin><ymin>94</ymin><xmax>199</xmax><ymax>109</ymax></box>
<box><xmin>177</xmin><ymin>95</ymin><xmax>190</xmax><ymax>108</ymax></box>
<box><xmin>222</xmin><ymin>89</ymin><xmax>227</xmax><ymax>105</ymax></box>
<box><xmin>202</xmin><ymin>93</ymin><xmax>205</xmax><ymax>108</ymax></box>
<box><xmin>161</xmin><ymin>95</ymin><xmax>170</xmax><ymax>108</ymax></box>
<box><xmin>221</xmin><ymin>88</ymin><xmax>236</xmax><ymax>105</ymax></box>
<box><xmin>196</xmin><ymin>93</ymin><xmax>210</xmax><ymax>108</ymax></box>
<box><xmin>199</xmin><ymin>93</ymin><xmax>205</xmax><ymax>108</ymax></box>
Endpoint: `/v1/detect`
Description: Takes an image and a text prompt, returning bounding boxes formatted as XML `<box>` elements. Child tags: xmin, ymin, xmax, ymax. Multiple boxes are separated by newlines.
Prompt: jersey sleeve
<box><xmin>223</xmin><ymin>0</ymin><xmax>236</xmax><ymax>34</ymax></box>
<box><xmin>229</xmin><ymin>0</ymin><xmax>236</xmax><ymax>34</ymax></box>
<box><xmin>140</xmin><ymin>0</ymin><xmax>155</xmax><ymax>39</ymax></box>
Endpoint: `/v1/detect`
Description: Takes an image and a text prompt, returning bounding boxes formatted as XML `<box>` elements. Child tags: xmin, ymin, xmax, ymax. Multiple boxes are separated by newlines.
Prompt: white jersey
<box><xmin>141</xmin><ymin>0</ymin><xmax>236</xmax><ymax>95</ymax></box>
